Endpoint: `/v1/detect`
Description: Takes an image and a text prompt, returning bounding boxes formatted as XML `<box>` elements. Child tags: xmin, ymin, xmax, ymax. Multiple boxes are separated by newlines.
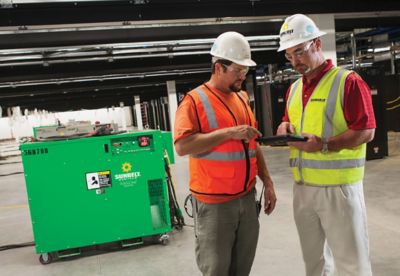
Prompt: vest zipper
<box><xmin>299</xmin><ymin>83</ymin><xmax>305</xmax><ymax>183</ymax></box>
<box><xmin>237</xmin><ymin>93</ymin><xmax>252</xmax><ymax>191</ymax></box>
<box><xmin>242</xmin><ymin>141</ymin><xmax>250</xmax><ymax>190</ymax></box>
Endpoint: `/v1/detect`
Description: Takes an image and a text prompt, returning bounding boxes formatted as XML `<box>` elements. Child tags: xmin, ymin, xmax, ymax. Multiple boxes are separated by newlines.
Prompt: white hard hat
<box><xmin>277</xmin><ymin>14</ymin><xmax>326</xmax><ymax>52</ymax></box>
<box><xmin>210</xmin><ymin>31</ymin><xmax>256</xmax><ymax>67</ymax></box>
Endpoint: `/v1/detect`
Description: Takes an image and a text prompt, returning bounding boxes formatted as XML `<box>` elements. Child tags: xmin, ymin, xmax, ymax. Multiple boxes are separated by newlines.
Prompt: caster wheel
<box><xmin>39</xmin><ymin>253</ymin><xmax>53</xmax><ymax>265</ymax></box>
<box><xmin>159</xmin><ymin>234</ymin><xmax>169</xmax><ymax>246</ymax></box>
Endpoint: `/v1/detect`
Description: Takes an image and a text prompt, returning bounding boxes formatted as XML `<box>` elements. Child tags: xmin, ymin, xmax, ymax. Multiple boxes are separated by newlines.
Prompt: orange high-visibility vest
<box><xmin>187</xmin><ymin>85</ymin><xmax>258</xmax><ymax>197</ymax></box>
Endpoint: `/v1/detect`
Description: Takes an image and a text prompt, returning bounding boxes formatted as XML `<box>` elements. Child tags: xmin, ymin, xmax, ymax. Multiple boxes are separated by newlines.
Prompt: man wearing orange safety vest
<box><xmin>174</xmin><ymin>31</ymin><xmax>277</xmax><ymax>276</ymax></box>
<box><xmin>276</xmin><ymin>14</ymin><xmax>375</xmax><ymax>276</ymax></box>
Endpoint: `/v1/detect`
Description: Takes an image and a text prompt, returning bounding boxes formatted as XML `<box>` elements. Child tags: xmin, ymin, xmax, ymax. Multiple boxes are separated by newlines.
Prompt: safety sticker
<box><xmin>86</xmin><ymin>171</ymin><xmax>112</xmax><ymax>190</ymax></box>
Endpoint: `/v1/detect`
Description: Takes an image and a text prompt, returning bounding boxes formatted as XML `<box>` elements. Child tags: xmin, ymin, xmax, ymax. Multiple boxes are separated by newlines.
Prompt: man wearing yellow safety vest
<box><xmin>276</xmin><ymin>14</ymin><xmax>375</xmax><ymax>276</ymax></box>
<box><xmin>174</xmin><ymin>31</ymin><xmax>277</xmax><ymax>276</ymax></box>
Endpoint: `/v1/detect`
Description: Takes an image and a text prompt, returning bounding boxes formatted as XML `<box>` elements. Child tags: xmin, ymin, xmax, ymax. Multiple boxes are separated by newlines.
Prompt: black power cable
<box><xmin>0</xmin><ymin>172</ymin><xmax>24</xmax><ymax>177</ymax></box>
<box><xmin>0</xmin><ymin>161</ymin><xmax>22</xmax><ymax>165</ymax></box>
<box><xmin>164</xmin><ymin>153</ymin><xmax>185</xmax><ymax>229</ymax></box>
<box><xmin>183</xmin><ymin>194</ymin><xmax>193</xmax><ymax>218</ymax></box>
<box><xmin>0</xmin><ymin>242</ymin><xmax>35</xmax><ymax>251</ymax></box>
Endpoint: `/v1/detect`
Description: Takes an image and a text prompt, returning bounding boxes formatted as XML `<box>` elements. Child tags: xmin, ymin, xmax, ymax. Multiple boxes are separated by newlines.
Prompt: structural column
<box><xmin>134</xmin><ymin>95</ymin><xmax>143</xmax><ymax>130</ymax></box>
<box><xmin>309</xmin><ymin>14</ymin><xmax>337</xmax><ymax>65</ymax></box>
<box><xmin>119</xmin><ymin>102</ymin><xmax>127</xmax><ymax>131</ymax></box>
<box><xmin>166</xmin><ymin>80</ymin><xmax>178</xmax><ymax>133</ymax></box>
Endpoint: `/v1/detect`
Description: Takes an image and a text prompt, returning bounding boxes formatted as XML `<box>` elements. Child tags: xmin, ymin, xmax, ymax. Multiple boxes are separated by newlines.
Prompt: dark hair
<box><xmin>211</xmin><ymin>59</ymin><xmax>233</xmax><ymax>74</ymax></box>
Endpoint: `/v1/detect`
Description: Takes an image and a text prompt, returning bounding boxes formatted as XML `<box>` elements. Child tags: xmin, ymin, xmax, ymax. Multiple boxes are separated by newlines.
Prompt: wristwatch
<box><xmin>321</xmin><ymin>137</ymin><xmax>329</xmax><ymax>154</ymax></box>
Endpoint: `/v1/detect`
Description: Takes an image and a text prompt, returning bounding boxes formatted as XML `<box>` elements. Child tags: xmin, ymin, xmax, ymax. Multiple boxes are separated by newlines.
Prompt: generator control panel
<box><xmin>110</xmin><ymin>135</ymin><xmax>154</xmax><ymax>155</ymax></box>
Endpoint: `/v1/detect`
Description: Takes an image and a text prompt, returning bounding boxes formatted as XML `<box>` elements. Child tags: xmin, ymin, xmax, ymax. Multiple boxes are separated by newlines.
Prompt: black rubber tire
<box><xmin>160</xmin><ymin>238</ymin><xmax>169</xmax><ymax>246</ymax></box>
<box><xmin>39</xmin><ymin>253</ymin><xmax>52</xmax><ymax>265</ymax></box>
<box><xmin>159</xmin><ymin>234</ymin><xmax>169</xmax><ymax>246</ymax></box>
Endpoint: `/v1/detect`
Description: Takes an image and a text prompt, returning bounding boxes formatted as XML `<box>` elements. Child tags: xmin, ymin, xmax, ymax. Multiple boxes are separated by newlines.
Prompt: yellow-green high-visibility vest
<box><xmin>287</xmin><ymin>66</ymin><xmax>366</xmax><ymax>186</ymax></box>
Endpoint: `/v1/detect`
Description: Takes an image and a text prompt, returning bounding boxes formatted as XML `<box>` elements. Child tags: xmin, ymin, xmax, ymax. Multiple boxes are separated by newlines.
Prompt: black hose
<box><xmin>0</xmin><ymin>171</ymin><xmax>24</xmax><ymax>177</ymax></box>
<box><xmin>183</xmin><ymin>194</ymin><xmax>193</xmax><ymax>218</ymax></box>
<box><xmin>0</xmin><ymin>242</ymin><xmax>34</xmax><ymax>251</ymax></box>
<box><xmin>0</xmin><ymin>161</ymin><xmax>22</xmax><ymax>165</ymax></box>
<box><xmin>164</xmin><ymin>157</ymin><xmax>185</xmax><ymax>228</ymax></box>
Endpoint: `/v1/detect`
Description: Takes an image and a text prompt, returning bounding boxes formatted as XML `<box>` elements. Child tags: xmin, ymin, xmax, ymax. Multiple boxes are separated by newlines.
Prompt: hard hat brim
<box><xmin>212</xmin><ymin>55</ymin><xmax>257</xmax><ymax>67</ymax></box>
<box><xmin>235</xmin><ymin>58</ymin><xmax>257</xmax><ymax>67</ymax></box>
<box><xmin>277</xmin><ymin>31</ymin><xmax>327</xmax><ymax>52</ymax></box>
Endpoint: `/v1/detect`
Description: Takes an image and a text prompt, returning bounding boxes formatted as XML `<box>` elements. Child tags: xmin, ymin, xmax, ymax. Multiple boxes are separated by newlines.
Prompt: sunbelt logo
<box><xmin>115</xmin><ymin>162</ymin><xmax>141</xmax><ymax>181</ymax></box>
<box><xmin>121</xmin><ymin>162</ymin><xmax>132</xmax><ymax>173</ymax></box>
<box><xmin>280</xmin><ymin>23</ymin><xmax>293</xmax><ymax>37</ymax></box>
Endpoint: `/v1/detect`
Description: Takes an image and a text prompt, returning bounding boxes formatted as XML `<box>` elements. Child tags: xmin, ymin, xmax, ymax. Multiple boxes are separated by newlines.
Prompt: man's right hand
<box><xmin>175</xmin><ymin>125</ymin><xmax>261</xmax><ymax>156</ymax></box>
<box><xmin>230</xmin><ymin>125</ymin><xmax>262</xmax><ymax>143</ymax></box>
<box><xmin>277</xmin><ymin>122</ymin><xmax>296</xmax><ymax>135</ymax></box>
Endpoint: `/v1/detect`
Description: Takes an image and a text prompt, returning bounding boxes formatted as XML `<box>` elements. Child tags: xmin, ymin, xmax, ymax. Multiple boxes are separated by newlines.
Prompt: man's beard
<box><xmin>229</xmin><ymin>82</ymin><xmax>242</xmax><ymax>92</ymax></box>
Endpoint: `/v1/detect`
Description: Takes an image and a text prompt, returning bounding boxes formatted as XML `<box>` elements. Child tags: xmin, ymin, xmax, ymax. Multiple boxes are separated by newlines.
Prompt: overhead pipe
<box><xmin>0</xmin><ymin>46</ymin><xmax>278</xmax><ymax>67</ymax></box>
<box><xmin>0</xmin><ymin>35</ymin><xmax>279</xmax><ymax>55</ymax></box>
<box><xmin>0</xmin><ymin>36</ymin><xmax>279</xmax><ymax>67</ymax></box>
<box><xmin>0</xmin><ymin>68</ymin><xmax>211</xmax><ymax>89</ymax></box>
<box><xmin>0</xmin><ymin>15</ymin><xmax>284</xmax><ymax>35</ymax></box>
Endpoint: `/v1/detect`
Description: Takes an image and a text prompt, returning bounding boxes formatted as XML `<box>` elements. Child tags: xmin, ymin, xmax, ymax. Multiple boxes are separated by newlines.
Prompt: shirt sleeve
<box><xmin>343</xmin><ymin>72</ymin><xmax>376</xmax><ymax>130</ymax></box>
<box><xmin>173</xmin><ymin>94</ymin><xmax>200</xmax><ymax>144</ymax></box>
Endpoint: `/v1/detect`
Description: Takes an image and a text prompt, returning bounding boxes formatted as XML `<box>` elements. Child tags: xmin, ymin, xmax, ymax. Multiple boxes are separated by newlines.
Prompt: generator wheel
<box><xmin>39</xmin><ymin>253</ymin><xmax>52</xmax><ymax>265</ymax></box>
<box><xmin>159</xmin><ymin>234</ymin><xmax>169</xmax><ymax>246</ymax></box>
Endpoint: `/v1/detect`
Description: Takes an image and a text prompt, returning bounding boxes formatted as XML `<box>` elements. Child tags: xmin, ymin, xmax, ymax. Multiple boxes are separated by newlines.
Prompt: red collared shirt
<box><xmin>282</xmin><ymin>59</ymin><xmax>376</xmax><ymax>130</ymax></box>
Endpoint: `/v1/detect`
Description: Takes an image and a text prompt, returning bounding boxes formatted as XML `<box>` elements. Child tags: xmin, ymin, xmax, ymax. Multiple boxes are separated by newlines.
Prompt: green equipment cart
<box><xmin>20</xmin><ymin>130</ymin><xmax>177</xmax><ymax>264</ymax></box>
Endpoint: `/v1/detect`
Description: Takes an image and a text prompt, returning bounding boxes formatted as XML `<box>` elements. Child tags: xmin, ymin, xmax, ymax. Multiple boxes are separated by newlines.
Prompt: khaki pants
<box><xmin>293</xmin><ymin>182</ymin><xmax>372</xmax><ymax>276</ymax></box>
<box><xmin>193</xmin><ymin>190</ymin><xmax>259</xmax><ymax>276</ymax></box>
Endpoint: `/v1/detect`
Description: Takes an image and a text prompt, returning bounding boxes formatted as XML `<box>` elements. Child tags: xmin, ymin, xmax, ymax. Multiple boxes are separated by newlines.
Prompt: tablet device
<box><xmin>256</xmin><ymin>134</ymin><xmax>308</xmax><ymax>145</ymax></box>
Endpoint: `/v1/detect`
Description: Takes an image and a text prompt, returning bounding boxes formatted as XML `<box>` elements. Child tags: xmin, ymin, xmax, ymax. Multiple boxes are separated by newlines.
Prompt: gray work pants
<box><xmin>193</xmin><ymin>190</ymin><xmax>260</xmax><ymax>276</ymax></box>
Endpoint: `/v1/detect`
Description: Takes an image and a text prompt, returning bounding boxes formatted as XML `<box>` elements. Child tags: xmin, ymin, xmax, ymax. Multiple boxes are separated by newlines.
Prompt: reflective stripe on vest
<box><xmin>192</xmin><ymin>149</ymin><xmax>257</xmax><ymax>161</ymax></box>
<box><xmin>287</xmin><ymin>67</ymin><xmax>366</xmax><ymax>186</ymax></box>
<box><xmin>196</xmin><ymin>87</ymin><xmax>219</xmax><ymax>129</ymax></box>
<box><xmin>289</xmin><ymin>158</ymin><xmax>365</xmax><ymax>169</ymax></box>
<box><xmin>322</xmin><ymin>68</ymin><xmax>347</xmax><ymax>138</ymax></box>
<box><xmin>287</xmin><ymin>80</ymin><xmax>300</xmax><ymax>108</ymax></box>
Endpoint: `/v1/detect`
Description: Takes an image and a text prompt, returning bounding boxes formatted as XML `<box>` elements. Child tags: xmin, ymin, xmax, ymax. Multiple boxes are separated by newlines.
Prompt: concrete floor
<box><xmin>1</xmin><ymin>133</ymin><xmax>399</xmax><ymax>276</ymax></box>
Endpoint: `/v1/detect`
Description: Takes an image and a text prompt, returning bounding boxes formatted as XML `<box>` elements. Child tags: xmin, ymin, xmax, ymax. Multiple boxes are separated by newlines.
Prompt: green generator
<box><xmin>20</xmin><ymin>130</ymin><xmax>175</xmax><ymax>264</ymax></box>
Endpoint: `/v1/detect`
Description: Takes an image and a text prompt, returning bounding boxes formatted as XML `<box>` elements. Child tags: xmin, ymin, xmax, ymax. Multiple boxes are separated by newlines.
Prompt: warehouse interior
<box><xmin>1</xmin><ymin>0</ymin><xmax>400</xmax><ymax>275</ymax></box>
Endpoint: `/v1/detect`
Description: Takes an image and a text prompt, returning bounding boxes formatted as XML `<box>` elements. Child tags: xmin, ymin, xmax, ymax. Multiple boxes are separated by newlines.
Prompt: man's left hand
<box><xmin>288</xmin><ymin>133</ymin><xmax>322</xmax><ymax>152</ymax></box>
<box><xmin>263</xmin><ymin>180</ymin><xmax>277</xmax><ymax>215</ymax></box>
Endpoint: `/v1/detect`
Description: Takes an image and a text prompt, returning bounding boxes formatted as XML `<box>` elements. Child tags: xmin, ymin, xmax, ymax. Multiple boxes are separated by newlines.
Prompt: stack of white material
<box><xmin>0</xmin><ymin>106</ymin><xmax>132</xmax><ymax>140</ymax></box>
<box><xmin>0</xmin><ymin>140</ymin><xmax>20</xmax><ymax>159</ymax></box>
